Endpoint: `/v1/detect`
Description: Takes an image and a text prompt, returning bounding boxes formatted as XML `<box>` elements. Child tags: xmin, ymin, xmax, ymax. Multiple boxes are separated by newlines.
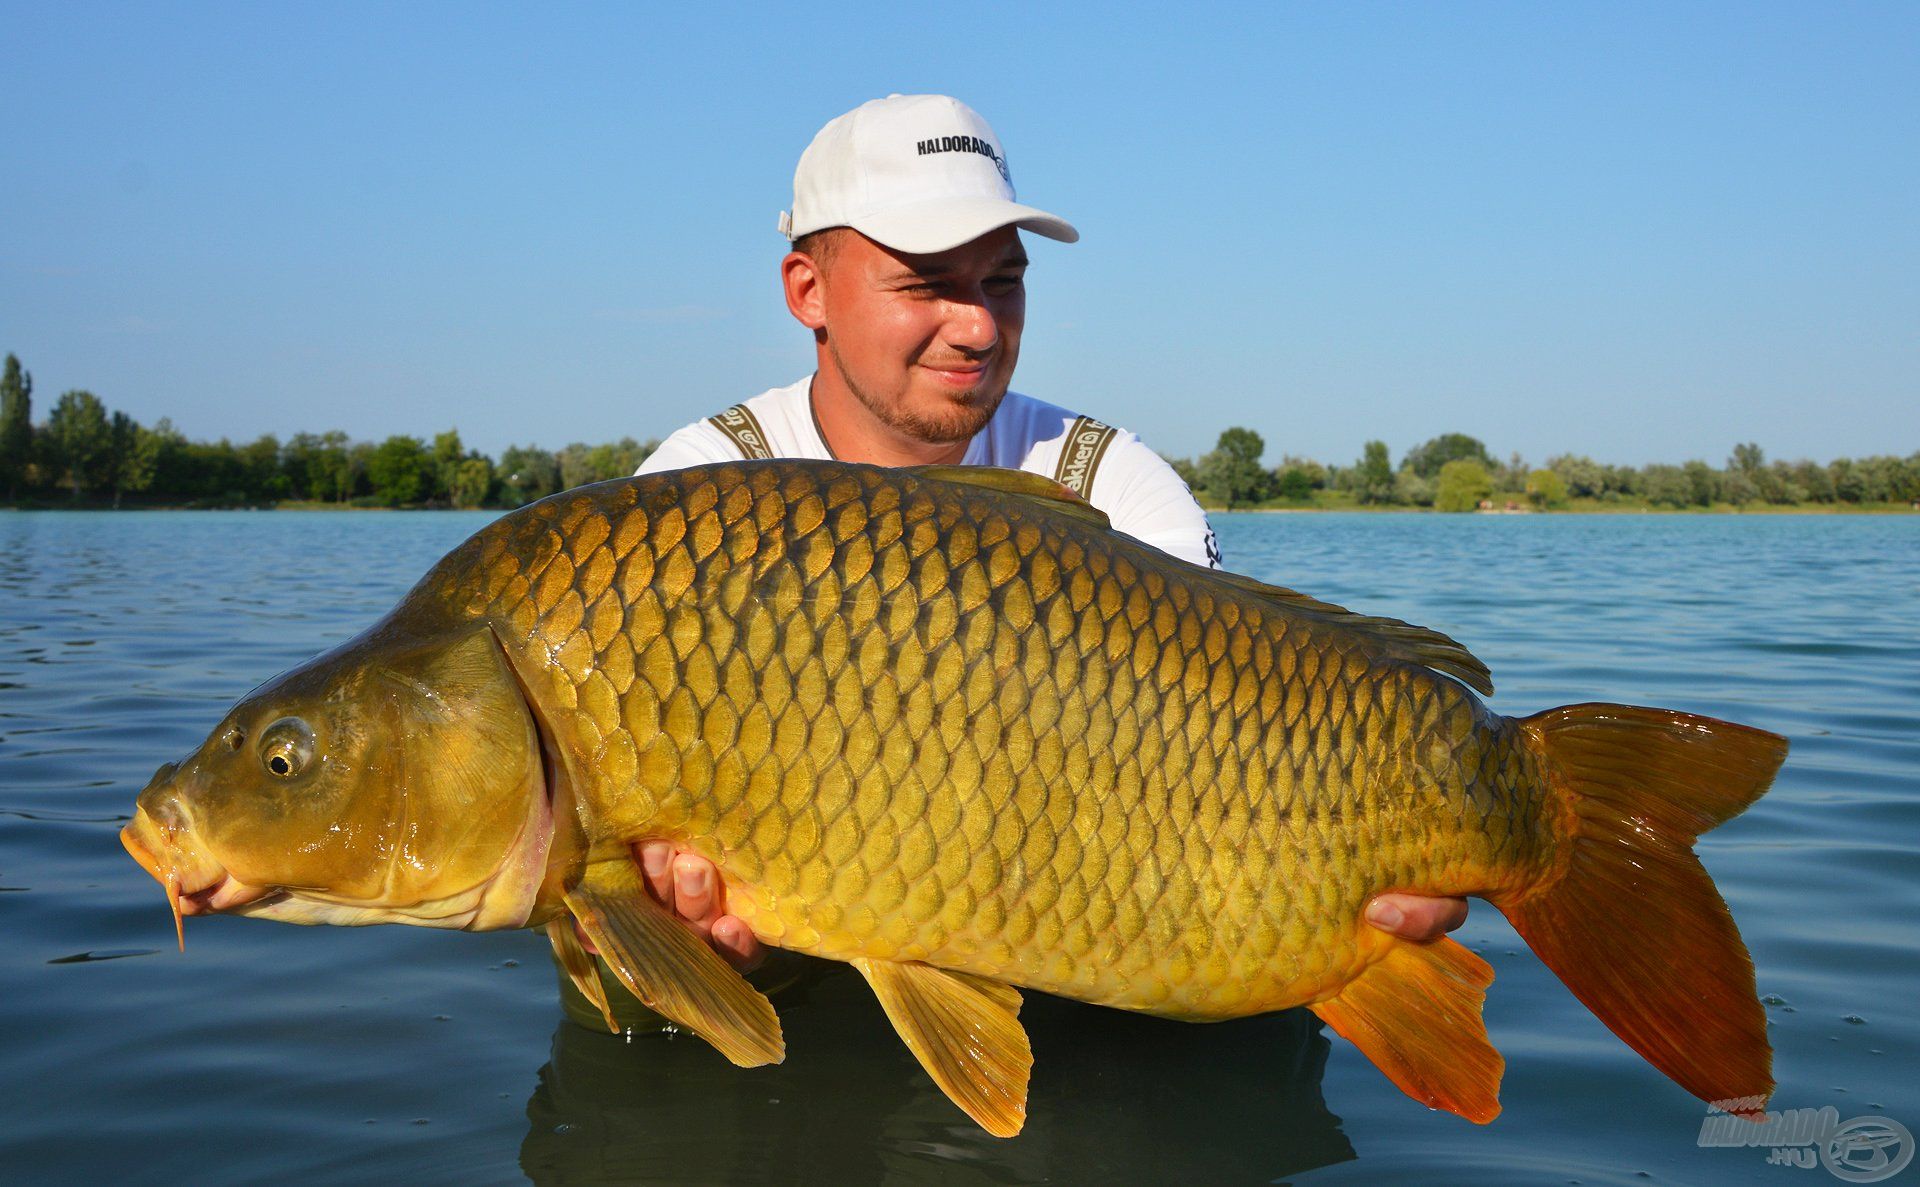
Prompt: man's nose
<box><xmin>941</xmin><ymin>296</ymin><xmax>999</xmax><ymax>354</ymax></box>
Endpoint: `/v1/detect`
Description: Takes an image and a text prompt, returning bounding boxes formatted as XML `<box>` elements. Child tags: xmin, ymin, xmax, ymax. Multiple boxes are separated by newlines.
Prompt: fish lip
<box><xmin>182</xmin><ymin>875</ymin><xmax>275</xmax><ymax>915</ymax></box>
<box><xmin>123</xmin><ymin>808</ymin><xmax>275</xmax><ymax>916</ymax></box>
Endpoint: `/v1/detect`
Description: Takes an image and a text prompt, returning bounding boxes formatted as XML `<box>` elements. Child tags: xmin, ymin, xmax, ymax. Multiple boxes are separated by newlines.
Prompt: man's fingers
<box><xmin>710</xmin><ymin>916</ymin><xmax>766</xmax><ymax>974</ymax></box>
<box><xmin>1365</xmin><ymin>893</ymin><xmax>1469</xmax><ymax>943</ymax></box>
<box><xmin>671</xmin><ymin>854</ymin><xmax>718</xmax><ymax>929</ymax></box>
<box><xmin>635</xmin><ymin>841</ymin><xmax>674</xmax><ymax>904</ymax></box>
<box><xmin>625</xmin><ymin>843</ymin><xmax>755</xmax><ymax>968</ymax></box>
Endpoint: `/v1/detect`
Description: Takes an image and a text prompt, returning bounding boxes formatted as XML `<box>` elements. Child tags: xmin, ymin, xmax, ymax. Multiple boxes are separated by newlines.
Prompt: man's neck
<box><xmin>808</xmin><ymin>371</ymin><xmax>972</xmax><ymax>467</ymax></box>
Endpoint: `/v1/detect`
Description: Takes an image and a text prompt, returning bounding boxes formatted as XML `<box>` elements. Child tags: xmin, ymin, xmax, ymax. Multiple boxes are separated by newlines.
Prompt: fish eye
<box><xmin>257</xmin><ymin>717</ymin><xmax>316</xmax><ymax>780</ymax></box>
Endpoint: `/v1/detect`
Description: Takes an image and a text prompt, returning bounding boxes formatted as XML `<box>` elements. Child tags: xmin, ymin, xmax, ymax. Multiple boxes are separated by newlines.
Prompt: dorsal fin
<box><xmin>908</xmin><ymin>465</ymin><xmax>1113</xmax><ymax>531</ymax></box>
<box><xmin>1212</xmin><ymin>572</ymin><xmax>1495</xmax><ymax>695</ymax></box>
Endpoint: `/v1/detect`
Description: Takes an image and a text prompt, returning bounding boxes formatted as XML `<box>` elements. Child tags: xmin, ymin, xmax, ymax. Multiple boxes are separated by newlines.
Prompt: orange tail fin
<box><xmin>1496</xmin><ymin>703</ymin><xmax>1787</xmax><ymax>1114</ymax></box>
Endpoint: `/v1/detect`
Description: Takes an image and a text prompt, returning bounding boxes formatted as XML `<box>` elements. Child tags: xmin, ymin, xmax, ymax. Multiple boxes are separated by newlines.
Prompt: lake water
<box><xmin>2</xmin><ymin>508</ymin><xmax>1915</xmax><ymax>1185</ymax></box>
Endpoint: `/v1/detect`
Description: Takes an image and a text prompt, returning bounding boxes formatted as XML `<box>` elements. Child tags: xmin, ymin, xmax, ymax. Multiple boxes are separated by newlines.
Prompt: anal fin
<box><xmin>853</xmin><ymin>958</ymin><xmax>1032</xmax><ymax>1138</ymax></box>
<box><xmin>1309</xmin><ymin>937</ymin><xmax>1504</xmax><ymax>1124</ymax></box>
<box><xmin>564</xmin><ymin>860</ymin><xmax>784</xmax><ymax>1067</ymax></box>
<box><xmin>546</xmin><ymin>915</ymin><xmax>616</xmax><ymax>1033</ymax></box>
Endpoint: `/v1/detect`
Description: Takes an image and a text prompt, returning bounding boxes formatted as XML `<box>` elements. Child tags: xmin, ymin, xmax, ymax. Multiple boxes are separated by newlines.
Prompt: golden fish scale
<box><xmin>429</xmin><ymin>462</ymin><xmax>1545</xmax><ymax>1019</ymax></box>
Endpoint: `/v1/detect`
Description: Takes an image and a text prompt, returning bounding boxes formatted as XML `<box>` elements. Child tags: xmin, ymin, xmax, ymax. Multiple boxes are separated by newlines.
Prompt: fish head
<box><xmin>122</xmin><ymin>624</ymin><xmax>555</xmax><ymax>944</ymax></box>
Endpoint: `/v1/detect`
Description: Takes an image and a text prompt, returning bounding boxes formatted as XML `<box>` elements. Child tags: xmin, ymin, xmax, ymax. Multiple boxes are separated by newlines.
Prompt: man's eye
<box><xmin>985</xmin><ymin>276</ymin><xmax>1024</xmax><ymax>294</ymax></box>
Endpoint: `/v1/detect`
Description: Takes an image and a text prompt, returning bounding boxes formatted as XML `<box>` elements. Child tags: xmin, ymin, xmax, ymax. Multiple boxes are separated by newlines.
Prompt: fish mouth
<box><xmin>120</xmin><ymin>806</ymin><xmax>274</xmax><ymax>950</ymax></box>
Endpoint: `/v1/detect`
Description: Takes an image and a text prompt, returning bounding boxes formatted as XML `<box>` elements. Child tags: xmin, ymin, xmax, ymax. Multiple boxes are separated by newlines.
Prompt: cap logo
<box><xmin>914</xmin><ymin>134</ymin><xmax>1011</xmax><ymax>183</ymax></box>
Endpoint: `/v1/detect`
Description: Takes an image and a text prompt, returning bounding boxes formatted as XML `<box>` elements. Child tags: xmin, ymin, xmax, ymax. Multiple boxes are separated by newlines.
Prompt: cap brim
<box><xmin>847</xmin><ymin>196</ymin><xmax>1078</xmax><ymax>255</ymax></box>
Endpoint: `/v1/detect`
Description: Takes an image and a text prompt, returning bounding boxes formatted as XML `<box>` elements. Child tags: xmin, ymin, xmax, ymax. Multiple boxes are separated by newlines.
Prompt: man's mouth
<box><xmin>921</xmin><ymin>359</ymin><xmax>990</xmax><ymax>388</ymax></box>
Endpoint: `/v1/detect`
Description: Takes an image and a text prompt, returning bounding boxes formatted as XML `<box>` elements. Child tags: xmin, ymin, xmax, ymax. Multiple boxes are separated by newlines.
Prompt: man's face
<box><xmin>797</xmin><ymin>226</ymin><xmax>1028</xmax><ymax>445</ymax></box>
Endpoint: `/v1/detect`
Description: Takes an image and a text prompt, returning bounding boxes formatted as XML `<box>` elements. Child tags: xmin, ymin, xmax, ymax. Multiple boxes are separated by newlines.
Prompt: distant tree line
<box><xmin>5</xmin><ymin>352</ymin><xmax>1914</xmax><ymax>512</ymax></box>
<box><xmin>0</xmin><ymin>353</ymin><xmax>655</xmax><ymax>509</ymax></box>
<box><xmin>1169</xmin><ymin>428</ymin><xmax>1920</xmax><ymax>511</ymax></box>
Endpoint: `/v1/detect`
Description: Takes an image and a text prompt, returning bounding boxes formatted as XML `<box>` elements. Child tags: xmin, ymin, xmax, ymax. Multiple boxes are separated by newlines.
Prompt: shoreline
<box><xmin>1202</xmin><ymin>502</ymin><xmax>1919</xmax><ymax>516</ymax></box>
<box><xmin>7</xmin><ymin>500</ymin><xmax>1914</xmax><ymax>516</ymax></box>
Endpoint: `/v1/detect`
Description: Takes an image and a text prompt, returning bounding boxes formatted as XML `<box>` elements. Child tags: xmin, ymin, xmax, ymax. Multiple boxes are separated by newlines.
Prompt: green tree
<box><xmin>432</xmin><ymin>429</ymin><xmax>466</xmax><ymax>502</ymax></box>
<box><xmin>1682</xmin><ymin>460</ymin><xmax>1719</xmax><ymax>507</ymax></box>
<box><xmin>1548</xmin><ymin>454</ymin><xmax>1605</xmax><ymax>499</ymax></box>
<box><xmin>45</xmin><ymin>390</ymin><xmax>113</xmax><ymax>498</ymax></box>
<box><xmin>142</xmin><ymin>418</ymin><xmax>191</xmax><ymax>501</ymax></box>
<box><xmin>1642</xmin><ymin>464</ymin><xmax>1692</xmax><ymax>507</ymax></box>
<box><xmin>310</xmin><ymin>431</ymin><xmax>354</xmax><ymax>502</ymax></box>
<box><xmin>1403</xmin><ymin>433</ymin><xmax>1492</xmax><ymax>480</ymax></box>
<box><xmin>1857</xmin><ymin>455</ymin><xmax>1914</xmax><ymax>503</ymax></box>
<box><xmin>367</xmin><ymin>435</ymin><xmax>429</xmax><ymax>506</ymax></box>
<box><xmin>1392</xmin><ymin>469</ymin><xmax>1433</xmax><ymax>507</ymax></box>
<box><xmin>556</xmin><ymin>442</ymin><xmax>599</xmax><ymax>490</ymax></box>
<box><xmin>1275</xmin><ymin>465</ymin><xmax>1314</xmax><ymax>501</ymax></box>
<box><xmin>105</xmin><ymin>411</ymin><xmax>161</xmax><ymax>508</ymax></box>
<box><xmin>0</xmin><ymin>354</ymin><xmax>32</xmax><ymax>499</ymax></box>
<box><xmin>346</xmin><ymin>441</ymin><xmax>377</xmax><ymax>502</ymax></box>
<box><xmin>1729</xmin><ymin>442</ymin><xmax>1765</xmax><ymax>475</ymax></box>
<box><xmin>498</xmin><ymin>445</ymin><xmax>561</xmax><ymax>506</ymax></box>
<box><xmin>1890</xmin><ymin>454</ymin><xmax>1920</xmax><ymax>503</ymax></box>
<box><xmin>1720</xmin><ymin>470</ymin><xmax>1759</xmax><ymax>505</ymax></box>
<box><xmin>449</xmin><ymin>456</ymin><xmax>493</xmax><ymax>509</ymax></box>
<box><xmin>1353</xmin><ymin>440</ymin><xmax>1395</xmax><ymax>504</ymax></box>
<box><xmin>1496</xmin><ymin>451</ymin><xmax>1529</xmax><ymax>494</ymax></box>
<box><xmin>1829</xmin><ymin>458</ymin><xmax>1863</xmax><ymax>503</ymax></box>
<box><xmin>281</xmin><ymin>432</ymin><xmax>332</xmax><ymax>501</ymax></box>
<box><xmin>1198</xmin><ymin>426</ymin><xmax>1273</xmax><ymax>510</ymax></box>
<box><xmin>237</xmin><ymin>434</ymin><xmax>286</xmax><ymax>501</ymax></box>
<box><xmin>126</xmin><ymin>423</ymin><xmax>162</xmax><ymax>503</ymax></box>
<box><xmin>1525</xmin><ymin>468</ymin><xmax>1567</xmax><ymax>509</ymax></box>
<box><xmin>1434</xmin><ymin>459</ymin><xmax>1493</xmax><ymax>512</ymax></box>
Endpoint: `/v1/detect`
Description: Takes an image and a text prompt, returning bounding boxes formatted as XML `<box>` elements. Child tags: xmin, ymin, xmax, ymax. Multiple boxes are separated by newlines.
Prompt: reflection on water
<box><xmin>523</xmin><ymin>962</ymin><xmax>1352</xmax><ymax>1185</ymax></box>
<box><xmin>46</xmin><ymin>948</ymin><xmax>160</xmax><ymax>964</ymax></box>
<box><xmin>2</xmin><ymin>510</ymin><xmax>1915</xmax><ymax>1183</ymax></box>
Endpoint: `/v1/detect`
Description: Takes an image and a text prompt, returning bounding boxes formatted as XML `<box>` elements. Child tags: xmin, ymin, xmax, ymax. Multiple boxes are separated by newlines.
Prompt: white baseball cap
<box><xmin>778</xmin><ymin>94</ymin><xmax>1079</xmax><ymax>255</ymax></box>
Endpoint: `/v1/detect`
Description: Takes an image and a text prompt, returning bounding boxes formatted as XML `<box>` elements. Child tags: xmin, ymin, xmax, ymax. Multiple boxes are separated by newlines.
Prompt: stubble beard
<box><xmin>830</xmin><ymin>340</ymin><xmax>1008</xmax><ymax>446</ymax></box>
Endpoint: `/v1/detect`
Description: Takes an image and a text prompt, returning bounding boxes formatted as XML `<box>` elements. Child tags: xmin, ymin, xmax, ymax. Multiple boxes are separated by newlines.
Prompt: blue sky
<box><xmin>3</xmin><ymin>2</ymin><xmax>1915</xmax><ymax>467</ymax></box>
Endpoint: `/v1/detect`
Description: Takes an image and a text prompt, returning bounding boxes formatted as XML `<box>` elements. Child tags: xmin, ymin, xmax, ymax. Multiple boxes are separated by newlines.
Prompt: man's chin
<box><xmin>897</xmin><ymin>384</ymin><xmax>1006</xmax><ymax>444</ymax></box>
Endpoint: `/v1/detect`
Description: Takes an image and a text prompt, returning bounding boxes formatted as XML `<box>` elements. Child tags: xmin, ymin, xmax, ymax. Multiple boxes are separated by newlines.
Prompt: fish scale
<box><xmin>435</xmin><ymin>461</ymin><xmax>1525</xmax><ymax>1019</ymax></box>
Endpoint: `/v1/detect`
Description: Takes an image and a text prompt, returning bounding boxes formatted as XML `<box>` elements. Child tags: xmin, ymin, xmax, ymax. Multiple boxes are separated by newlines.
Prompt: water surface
<box><xmin>2</xmin><ymin>509</ymin><xmax>1914</xmax><ymax>1184</ymax></box>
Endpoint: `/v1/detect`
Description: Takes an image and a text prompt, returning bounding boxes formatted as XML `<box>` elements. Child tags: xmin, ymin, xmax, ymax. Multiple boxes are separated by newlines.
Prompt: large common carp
<box><xmin>122</xmin><ymin>461</ymin><xmax>1786</xmax><ymax>1135</ymax></box>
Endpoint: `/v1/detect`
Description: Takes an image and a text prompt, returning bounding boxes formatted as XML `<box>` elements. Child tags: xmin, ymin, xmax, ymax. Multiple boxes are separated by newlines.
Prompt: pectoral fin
<box><xmin>853</xmin><ymin>958</ymin><xmax>1032</xmax><ymax>1138</ymax></box>
<box><xmin>1309</xmin><ymin>936</ymin><xmax>1504</xmax><ymax>1123</ymax></box>
<box><xmin>564</xmin><ymin>862</ymin><xmax>784</xmax><ymax>1067</ymax></box>
<box><xmin>546</xmin><ymin>915</ymin><xmax>616</xmax><ymax>1033</ymax></box>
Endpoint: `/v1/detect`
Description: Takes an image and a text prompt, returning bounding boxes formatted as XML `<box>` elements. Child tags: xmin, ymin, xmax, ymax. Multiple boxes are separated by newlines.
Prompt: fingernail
<box><xmin>677</xmin><ymin>865</ymin><xmax>707</xmax><ymax>895</ymax></box>
<box><xmin>641</xmin><ymin>845</ymin><xmax>669</xmax><ymax>878</ymax></box>
<box><xmin>1366</xmin><ymin>900</ymin><xmax>1403</xmax><ymax>929</ymax></box>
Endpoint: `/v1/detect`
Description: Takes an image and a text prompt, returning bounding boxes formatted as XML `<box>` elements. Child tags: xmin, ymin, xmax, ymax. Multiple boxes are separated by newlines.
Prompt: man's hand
<box><xmin>631</xmin><ymin>842</ymin><xmax>765</xmax><ymax>973</ymax></box>
<box><xmin>1366</xmin><ymin>893</ymin><xmax>1469</xmax><ymax>942</ymax></box>
<box><xmin>569</xmin><ymin>843</ymin><xmax>765</xmax><ymax>972</ymax></box>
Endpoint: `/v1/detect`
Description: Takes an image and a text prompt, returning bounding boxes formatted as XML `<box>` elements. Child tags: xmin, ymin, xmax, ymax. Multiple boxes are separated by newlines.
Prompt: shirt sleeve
<box><xmin>634</xmin><ymin>423</ymin><xmax>741</xmax><ymax>476</ymax></box>
<box><xmin>1091</xmin><ymin>435</ymin><xmax>1223</xmax><ymax>569</ymax></box>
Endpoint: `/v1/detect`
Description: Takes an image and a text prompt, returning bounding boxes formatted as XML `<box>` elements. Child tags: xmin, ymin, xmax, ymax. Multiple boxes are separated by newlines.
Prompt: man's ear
<box><xmin>782</xmin><ymin>250</ymin><xmax>827</xmax><ymax>331</ymax></box>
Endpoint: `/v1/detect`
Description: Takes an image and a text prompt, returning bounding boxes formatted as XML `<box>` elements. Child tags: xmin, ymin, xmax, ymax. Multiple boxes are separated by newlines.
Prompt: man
<box><xmin>621</xmin><ymin>95</ymin><xmax>1465</xmax><ymax>983</ymax></box>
